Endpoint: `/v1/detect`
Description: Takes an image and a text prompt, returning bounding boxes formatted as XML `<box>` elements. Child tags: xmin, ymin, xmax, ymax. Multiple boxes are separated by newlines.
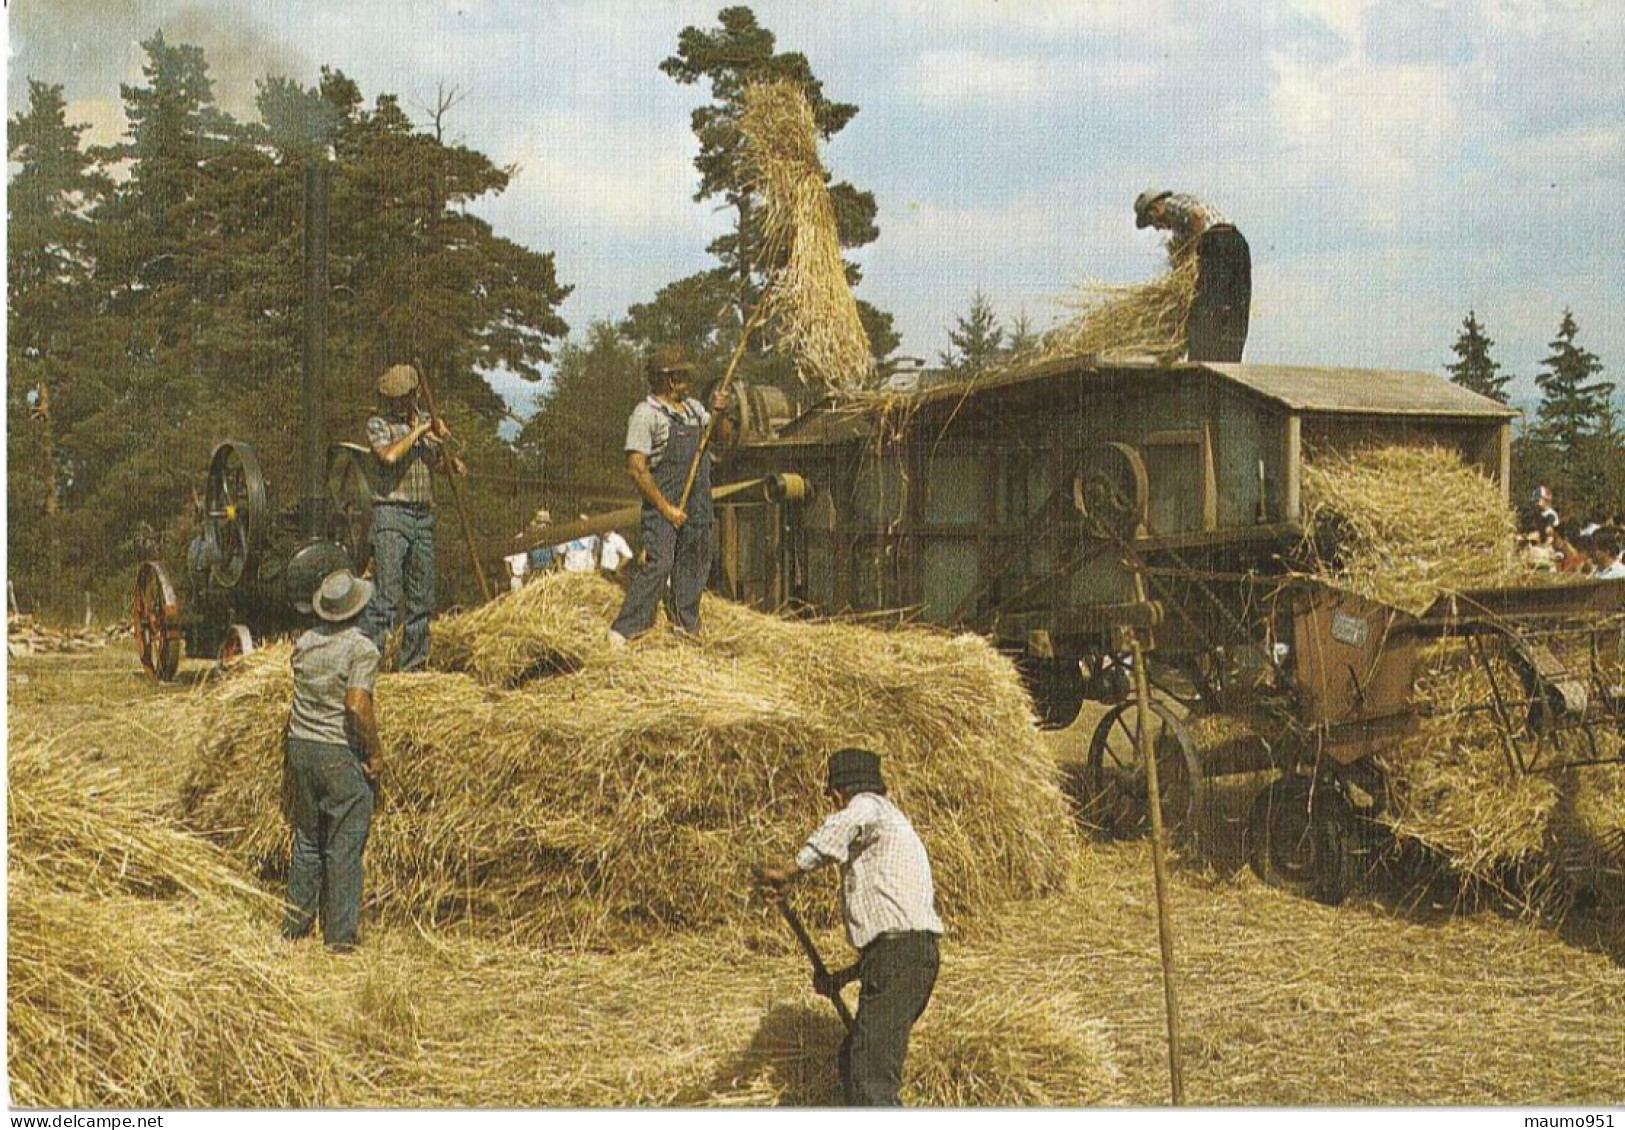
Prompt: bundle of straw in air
<box><xmin>180</xmin><ymin>573</ymin><xmax>1078</xmax><ymax>946</ymax></box>
<box><xmin>739</xmin><ymin>79</ymin><xmax>874</xmax><ymax>391</ymax></box>
<box><xmin>1032</xmin><ymin>255</ymin><xmax>1199</xmax><ymax>365</ymax></box>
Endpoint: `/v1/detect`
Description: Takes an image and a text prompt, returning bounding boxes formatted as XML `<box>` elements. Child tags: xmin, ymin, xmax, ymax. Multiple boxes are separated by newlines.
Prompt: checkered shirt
<box><xmin>367</xmin><ymin>414</ymin><xmax>442</xmax><ymax>505</ymax></box>
<box><xmin>796</xmin><ymin>792</ymin><xmax>944</xmax><ymax>950</ymax></box>
<box><xmin>287</xmin><ymin>624</ymin><xmax>380</xmax><ymax>747</ymax></box>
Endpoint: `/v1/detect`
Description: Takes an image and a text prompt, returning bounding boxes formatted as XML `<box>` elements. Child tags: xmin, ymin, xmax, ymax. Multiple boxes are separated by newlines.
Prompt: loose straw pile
<box><xmin>180</xmin><ymin>574</ymin><xmax>1078</xmax><ymax>945</ymax></box>
<box><xmin>739</xmin><ymin>79</ymin><xmax>874</xmax><ymax>391</ymax></box>
<box><xmin>1035</xmin><ymin>257</ymin><xmax>1200</xmax><ymax>365</ymax></box>
<box><xmin>1299</xmin><ymin>443</ymin><xmax>1523</xmax><ymax>615</ymax></box>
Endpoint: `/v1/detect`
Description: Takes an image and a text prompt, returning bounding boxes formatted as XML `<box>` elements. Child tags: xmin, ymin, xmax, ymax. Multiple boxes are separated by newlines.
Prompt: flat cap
<box><xmin>376</xmin><ymin>363</ymin><xmax>420</xmax><ymax>398</ymax></box>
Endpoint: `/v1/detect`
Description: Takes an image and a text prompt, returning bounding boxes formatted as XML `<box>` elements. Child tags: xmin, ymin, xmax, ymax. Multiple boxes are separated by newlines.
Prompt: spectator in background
<box><xmin>596</xmin><ymin>518</ymin><xmax>634</xmax><ymax>582</ymax></box>
<box><xmin>1532</xmin><ymin>485</ymin><xmax>1559</xmax><ymax>530</ymax></box>
<box><xmin>1590</xmin><ymin>528</ymin><xmax>1625</xmax><ymax>579</ymax></box>
<box><xmin>504</xmin><ymin>509</ymin><xmax>561</xmax><ymax>592</ymax></box>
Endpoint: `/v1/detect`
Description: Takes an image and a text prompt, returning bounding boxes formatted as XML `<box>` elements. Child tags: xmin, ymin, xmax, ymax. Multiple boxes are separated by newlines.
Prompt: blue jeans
<box><xmin>610</xmin><ymin>510</ymin><xmax>714</xmax><ymax>638</ymax></box>
<box><xmin>282</xmin><ymin>736</ymin><xmax>375</xmax><ymax>948</ymax></box>
<box><xmin>363</xmin><ymin>503</ymin><xmax>436</xmax><ymax>671</ymax></box>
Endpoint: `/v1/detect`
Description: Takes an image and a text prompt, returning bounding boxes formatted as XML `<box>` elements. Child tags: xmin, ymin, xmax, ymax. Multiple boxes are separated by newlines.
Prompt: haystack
<box><xmin>739</xmin><ymin>79</ymin><xmax>874</xmax><ymax>391</ymax></box>
<box><xmin>180</xmin><ymin>574</ymin><xmax>1078</xmax><ymax>945</ymax></box>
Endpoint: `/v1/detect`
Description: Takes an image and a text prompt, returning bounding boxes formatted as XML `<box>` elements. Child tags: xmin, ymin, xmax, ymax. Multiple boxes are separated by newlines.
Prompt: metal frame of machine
<box><xmin>713</xmin><ymin>357</ymin><xmax>1625</xmax><ymax>901</ymax></box>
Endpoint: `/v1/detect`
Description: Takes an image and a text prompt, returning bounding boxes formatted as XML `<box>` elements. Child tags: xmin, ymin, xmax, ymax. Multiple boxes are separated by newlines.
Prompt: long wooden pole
<box><xmin>1128</xmin><ymin>565</ymin><xmax>1185</xmax><ymax>1105</ymax></box>
<box><xmin>414</xmin><ymin>359</ymin><xmax>492</xmax><ymax>603</ymax></box>
<box><xmin>676</xmin><ymin>303</ymin><xmax>770</xmax><ymax>514</ymax></box>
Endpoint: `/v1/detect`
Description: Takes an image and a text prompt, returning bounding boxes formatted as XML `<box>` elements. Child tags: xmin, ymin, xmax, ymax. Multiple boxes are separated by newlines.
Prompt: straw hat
<box><xmin>827</xmin><ymin>748</ymin><xmax>886</xmax><ymax>795</ymax></box>
<box><xmin>376</xmin><ymin>364</ymin><xmax>420</xmax><ymax>398</ymax></box>
<box><xmin>645</xmin><ymin>345</ymin><xmax>696</xmax><ymax>381</ymax></box>
<box><xmin>312</xmin><ymin>569</ymin><xmax>375</xmax><ymax>623</ymax></box>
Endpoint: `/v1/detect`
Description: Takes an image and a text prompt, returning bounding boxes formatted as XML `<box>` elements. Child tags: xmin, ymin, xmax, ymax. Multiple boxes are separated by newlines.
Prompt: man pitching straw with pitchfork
<box><xmin>756</xmin><ymin>748</ymin><xmax>943</xmax><ymax>1106</ymax></box>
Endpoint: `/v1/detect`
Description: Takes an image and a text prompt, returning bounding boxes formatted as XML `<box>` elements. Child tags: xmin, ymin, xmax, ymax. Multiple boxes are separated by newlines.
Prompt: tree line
<box><xmin>1446</xmin><ymin>309</ymin><xmax>1618</xmax><ymax>523</ymax></box>
<box><xmin>7</xmin><ymin>7</ymin><xmax>896</xmax><ymax>620</ymax></box>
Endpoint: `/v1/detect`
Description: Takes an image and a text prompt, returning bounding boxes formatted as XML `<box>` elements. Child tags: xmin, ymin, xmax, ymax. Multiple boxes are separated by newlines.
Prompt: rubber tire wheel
<box><xmin>1247</xmin><ymin>776</ymin><xmax>1356</xmax><ymax>906</ymax></box>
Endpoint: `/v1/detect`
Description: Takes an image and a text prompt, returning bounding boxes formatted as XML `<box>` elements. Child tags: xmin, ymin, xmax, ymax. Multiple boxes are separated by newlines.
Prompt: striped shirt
<box><xmin>287</xmin><ymin>624</ymin><xmax>380</xmax><ymax>747</ymax></box>
<box><xmin>366</xmin><ymin>414</ymin><xmax>443</xmax><ymax>505</ymax></box>
<box><xmin>796</xmin><ymin>792</ymin><xmax>944</xmax><ymax>950</ymax></box>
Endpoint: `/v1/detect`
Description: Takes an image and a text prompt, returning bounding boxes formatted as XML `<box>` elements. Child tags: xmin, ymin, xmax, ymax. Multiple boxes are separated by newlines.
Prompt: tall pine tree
<box><xmin>660</xmin><ymin>6</ymin><xmax>897</xmax><ymax>370</ymax></box>
<box><xmin>1526</xmin><ymin>309</ymin><xmax>1616</xmax><ymax>515</ymax></box>
<box><xmin>1446</xmin><ymin>309</ymin><xmax>1509</xmax><ymax>403</ymax></box>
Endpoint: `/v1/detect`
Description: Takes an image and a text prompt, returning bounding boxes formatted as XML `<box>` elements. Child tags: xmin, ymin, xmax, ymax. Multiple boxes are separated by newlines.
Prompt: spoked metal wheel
<box><xmin>1083</xmin><ymin>697</ymin><xmax>1203</xmax><ymax>843</ymax></box>
<box><xmin>204</xmin><ymin>440</ymin><xmax>267</xmax><ymax>589</ymax></box>
<box><xmin>325</xmin><ymin>442</ymin><xmax>375</xmax><ymax>573</ymax></box>
<box><xmin>1247</xmin><ymin>774</ymin><xmax>1358</xmax><ymax>905</ymax></box>
<box><xmin>133</xmin><ymin>560</ymin><xmax>182</xmax><ymax>682</ymax></box>
<box><xmin>217</xmin><ymin>623</ymin><xmax>254</xmax><ymax>670</ymax></box>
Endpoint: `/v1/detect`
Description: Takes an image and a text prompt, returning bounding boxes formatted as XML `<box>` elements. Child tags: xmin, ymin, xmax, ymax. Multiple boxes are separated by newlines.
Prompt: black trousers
<box><xmin>838</xmin><ymin>931</ymin><xmax>940</xmax><ymax>1106</ymax></box>
<box><xmin>1188</xmin><ymin>224</ymin><xmax>1252</xmax><ymax>363</ymax></box>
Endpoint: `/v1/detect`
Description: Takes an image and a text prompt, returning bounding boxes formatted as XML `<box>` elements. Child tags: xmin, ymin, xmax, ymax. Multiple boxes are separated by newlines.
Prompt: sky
<box><xmin>7</xmin><ymin>0</ymin><xmax>1623</xmax><ymax>418</ymax></box>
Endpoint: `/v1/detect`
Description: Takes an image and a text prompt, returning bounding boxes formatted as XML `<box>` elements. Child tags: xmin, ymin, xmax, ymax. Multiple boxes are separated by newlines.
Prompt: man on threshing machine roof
<box><xmin>282</xmin><ymin>569</ymin><xmax>382</xmax><ymax>952</ymax></box>
<box><xmin>361</xmin><ymin>362</ymin><xmax>466</xmax><ymax>671</ymax></box>
<box><xmin>1134</xmin><ymin>188</ymin><xmax>1252</xmax><ymax>363</ymax></box>
<box><xmin>757</xmin><ymin>749</ymin><xmax>944</xmax><ymax>1107</ymax></box>
<box><xmin>606</xmin><ymin>345</ymin><xmax>732</xmax><ymax>645</ymax></box>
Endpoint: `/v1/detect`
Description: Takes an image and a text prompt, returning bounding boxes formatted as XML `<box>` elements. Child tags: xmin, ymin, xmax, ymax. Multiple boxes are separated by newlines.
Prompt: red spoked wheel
<box><xmin>133</xmin><ymin>560</ymin><xmax>182</xmax><ymax>682</ymax></box>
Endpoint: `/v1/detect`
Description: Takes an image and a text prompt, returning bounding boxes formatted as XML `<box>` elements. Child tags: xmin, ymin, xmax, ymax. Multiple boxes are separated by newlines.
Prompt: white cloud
<box><xmin>911</xmin><ymin>48</ymin><xmax>1155</xmax><ymax>103</ymax></box>
<box><xmin>492</xmin><ymin>111</ymin><xmax>704</xmax><ymax>237</ymax></box>
<box><xmin>1269</xmin><ymin>53</ymin><xmax>1461</xmax><ymax>227</ymax></box>
<box><xmin>880</xmin><ymin>0</ymin><xmax>1164</xmax><ymax>35</ymax></box>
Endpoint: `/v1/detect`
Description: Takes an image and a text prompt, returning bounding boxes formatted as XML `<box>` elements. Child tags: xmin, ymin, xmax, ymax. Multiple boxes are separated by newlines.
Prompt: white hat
<box><xmin>313</xmin><ymin>569</ymin><xmax>375</xmax><ymax>622</ymax></box>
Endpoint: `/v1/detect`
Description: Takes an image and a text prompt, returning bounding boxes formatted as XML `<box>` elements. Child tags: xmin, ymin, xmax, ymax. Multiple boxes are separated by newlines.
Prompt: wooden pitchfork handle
<box><xmin>756</xmin><ymin>870</ymin><xmax>854</xmax><ymax>1032</ymax></box>
<box><xmin>676</xmin><ymin>303</ymin><xmax>770</xmax><ymax>514</ymax></box>
<box><xmin>413</xmin><ymin>359</ymin><xmax>491</xmax><ymax>603</ymax></box>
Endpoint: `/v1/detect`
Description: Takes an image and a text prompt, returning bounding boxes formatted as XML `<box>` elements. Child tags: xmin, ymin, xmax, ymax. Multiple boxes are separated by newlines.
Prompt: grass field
<box><xmin>8</xmin><ymin>642</ymin><xmax>1624</xmax><ymax>1107</ymax></box>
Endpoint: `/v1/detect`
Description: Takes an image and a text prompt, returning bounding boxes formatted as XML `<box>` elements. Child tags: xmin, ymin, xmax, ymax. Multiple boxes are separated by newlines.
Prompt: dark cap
<box><xmin>827</xmin><ymin>748</ymin><xmax>886</xmax><ymax>795</ymax></box>
<box><xmin>646</xmin><ymin>345</ymin><xmax>696</xmax><ymax>382</ymax></box>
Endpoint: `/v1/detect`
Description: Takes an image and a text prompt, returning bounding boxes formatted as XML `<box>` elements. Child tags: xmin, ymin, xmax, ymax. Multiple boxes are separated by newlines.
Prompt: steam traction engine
<box><xmin>131</xmin><ymin>161</ymin><xmax>372</xmax><ymax>678</ymax></box>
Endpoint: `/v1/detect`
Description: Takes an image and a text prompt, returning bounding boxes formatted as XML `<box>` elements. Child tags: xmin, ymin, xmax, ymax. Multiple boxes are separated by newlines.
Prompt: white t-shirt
<box><xmin>600</xmin><ymin>531</ymin><xmax>633</xmax><ymax>571</ymax></box>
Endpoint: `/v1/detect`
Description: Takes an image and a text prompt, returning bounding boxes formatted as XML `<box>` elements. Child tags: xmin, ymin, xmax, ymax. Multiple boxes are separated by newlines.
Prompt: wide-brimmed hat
<box><xmin>376</xmin><ymin>363</ymin><xmax>420</xmax><ymax>398</ymax></box>
<box><xmin>645</xmin><ymin>345</ymin><xmax>696</xmax><ymax>382</ymax></box>
<box><xmin>313</xmin><ymin>569</ymin><xmax>375</xmax><ymax>622</ymax></box>
<box><xmin>826</xmin><ymin>748</ymin><xmax>886</xmax><ymax>795</ymax></box>
<box><xmin>1134</xmin><ymin>188</ymin><xmax>1172</xmax><ymax>229</ymax></box>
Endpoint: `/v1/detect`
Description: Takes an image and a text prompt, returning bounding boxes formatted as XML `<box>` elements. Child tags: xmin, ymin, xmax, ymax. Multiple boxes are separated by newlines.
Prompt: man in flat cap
<box><xmin>757</xmin><ymin>749</ymin><xmax>944</xmax><ymax>1106</ymax></box>
<box><xmin>1134</xmin><ymin>189</ymin><xmax>1252</xmax><ymax>363</ymax></box>
<box><xmin>361</xmin><ymin>363</ymin><xmax>465</xmax><ymax>670</ymax></box>
<box><xmin>607</xmin><ymin>345</ymin><xmax>732</xmax><ymax>645</ymax></box>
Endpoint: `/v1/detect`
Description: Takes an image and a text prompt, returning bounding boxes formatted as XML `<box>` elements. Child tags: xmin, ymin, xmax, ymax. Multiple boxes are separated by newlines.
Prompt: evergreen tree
<box><xmin>940</xmin><ymin>290</ymin><xmax>1005</xmax><ymax>376</ymax></box>
<box><xmin>1533</xmin><ymin>309</ymin><xmax>1614</xmax><ymax>494</ymax></box>
<box><xmin>1446</xmin><ymin>309</ymin><xmax>1509</xmax><ymax>403</ymax></box>
<box><xmin>1006</xmin><ymin>309</ymin><xmax>1040</xmax><ymax>358</ymax></box>
<box><xmin>518</xmin><ymin>322</ymin><xmax>647</xmax><ymax>494</ymax></box>
<box><xmin>7</xmin><ymin>81</ymin><xmax>113</xmax><ymax>603</ymax></box>
<box><xmin>660</xmin><ymin>6</ymin><xmax>896</xmax><ymax>369</ymax></box>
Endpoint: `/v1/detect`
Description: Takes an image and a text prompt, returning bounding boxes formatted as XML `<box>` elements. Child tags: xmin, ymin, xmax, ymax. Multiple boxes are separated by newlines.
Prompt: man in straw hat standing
<box><xmin>283</xmin><ymin>569</ymin><xmax>382</xmax><ymax>952</ymax></box>
<box><xmin>361</xmin><ymin>362</ymin><xmax>465</xmax><ymax>671</ymax></box>
<box><xmin>1134</xmin><ymin>189</ymin><xmax>1252</xmax><ymax>363</ymax></box>
<box><xmin>757</xmin><ymin>748</ymin><xmax>944</xmax><ymax>1106</ymax></box>
<box><xmin>607</xmin><ymin>345</ymin><xmax>732</xmax><ymax>645</ymax></box>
